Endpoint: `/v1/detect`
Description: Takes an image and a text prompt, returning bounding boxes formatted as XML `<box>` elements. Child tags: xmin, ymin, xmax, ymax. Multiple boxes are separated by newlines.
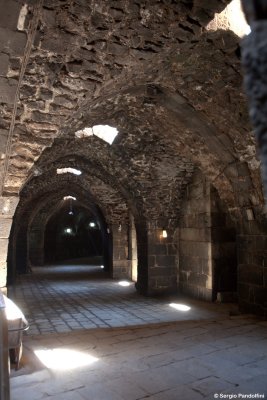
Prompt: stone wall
<box><xmin>112</xmin><ymin>223</ymin><xmax>131</xmax><ymax>279</ymax></box>
<box><xmin>179</xmin><ymin>171</ymin><xmax>213</xmax><ymax>301</ymax></box>
<box><xmin>238</xmin><ymin>221</ymin><xmax>267</xmax><ymax>317</ymax></box>
<box><xmin>0</xmin><ymin>196</ymin><xmax>18</xmax><ymax>288</ymax></box>
<box><xmin>144</xmin><ymin>225</ymin><xmax>177</xmax><ymax>296</ymax></box>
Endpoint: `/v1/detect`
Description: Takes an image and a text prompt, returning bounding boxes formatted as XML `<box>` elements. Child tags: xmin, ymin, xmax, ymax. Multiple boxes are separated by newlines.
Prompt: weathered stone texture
<box><xmin>0</xmin><ymin>1</ymin><xmax>266</xmax><ymax>315</ymax></box>
<box><xmin>179</xmin><ymin>170</ymin><xmax>213</xmax><ymax>301</ymax></box>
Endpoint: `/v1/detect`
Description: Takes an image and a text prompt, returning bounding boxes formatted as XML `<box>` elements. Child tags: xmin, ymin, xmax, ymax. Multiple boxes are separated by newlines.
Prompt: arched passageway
<box><xmin>44</xmin><ymin>202</ymin><xmax>104</xmax><ymax>264</ymax></box>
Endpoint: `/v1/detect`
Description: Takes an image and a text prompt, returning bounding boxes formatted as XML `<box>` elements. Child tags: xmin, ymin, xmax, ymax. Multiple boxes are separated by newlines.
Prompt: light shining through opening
<box><xmin>89</xmin><ymin>222</ymin><xmax>96</xmax><ymax>228</ymax></box>
<box><xmin>57</xmin><ymin>167</ymin><xmax>82</xmax><ymax>176</ymax></box>
<box><xmin>75</xmin><ymin>125</ymin><xmax>118</xmax><ymax>144</ymax></box>
<box><xmin>118</xmin><ymin>281</ymin><xmax>131</xmax><ymax>287</ymax></box>
<box><xmin>100</xmin><ymin>265</ymin><xmax>104</xmax><ymax>269</ymax></box>
<box><xmin>169</xmin><ymin>303</ymin><xmax>191</xmax><ymax>312</ymax></box>
<box><xmin>65</xmin><ymin>228</ymin><xmax>72</xmax><ymax>234</ymax></box>
<box><xmin>34</xmin><ymin>348</ymin><xmax>98</xmax><ymax>370</ymax></box>
<box><xmin>63</xmin><ymin>196</ymin><xmax>76</xmax><ymax>201</ymax></box>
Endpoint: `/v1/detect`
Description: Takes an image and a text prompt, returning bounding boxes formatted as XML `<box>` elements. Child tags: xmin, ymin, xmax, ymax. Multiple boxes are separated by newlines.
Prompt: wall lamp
<box><xmin>162</xmin><ymin>229</ymin><xmax>167</xmax><ymax>238</ymax></box>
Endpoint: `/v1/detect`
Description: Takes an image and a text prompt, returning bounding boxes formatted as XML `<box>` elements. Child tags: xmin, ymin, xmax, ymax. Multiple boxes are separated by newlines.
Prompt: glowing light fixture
<box><xmin>63</xmin><ymin>196</ymin><xmax>76</xmax><ymax>201</ymax></box>
<box><xmin>57</xmin><ymin>167</ymin><xmax>82</xmax><ymax>176</ymax></box>
<box><xmin>75</xmin><ymin>125</ymin><xmax>118</xmax><ymax>144</ymax></box>
<box><xmin>118</xmin><ymin>281</ymin><xmax>131</xmax><ymax>287</ymax></box>
<box><xmin>65</xmin><ymin>228</ymin><xmax>72</xmax><ymax>234</ymax></box>
<box><xmin>169</xmin><ymin>303</ymin><xmax>191</xmax><ymax>312</ymax></box>
<box><xmin>162</xmin><ymin>229</ymin><xmax>167</xmax><ymax>238</ymax></box>
<box><xmin>34</xmin><ymin>348</ymin><xmax>98</xmax><ymax>370</ymax></box>
<box><xmin>89</xmin><ymin>222</ymin><xmax>96</xmax><ymax>228</ymax></box>
<box><xmin>100</xmin><ymin>265</ymin><xmax>104</xmax><ymax>269</ymax></box>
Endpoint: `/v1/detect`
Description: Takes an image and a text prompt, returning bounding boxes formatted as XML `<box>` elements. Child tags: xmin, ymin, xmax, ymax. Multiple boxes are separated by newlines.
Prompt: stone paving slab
<box><xmin>9</xmin><ymin>264</ymin><xmax>239</xmax><ymax>336</ymax></box>
<box><xmin>8</xmin><ymin>263</ymin><xmax>267</xmax><ymax>399</ymax></box>
<box><xmin>10</xmin><ymin>318</ymin><xmax>267</xmax><ymax>400</ymax></box>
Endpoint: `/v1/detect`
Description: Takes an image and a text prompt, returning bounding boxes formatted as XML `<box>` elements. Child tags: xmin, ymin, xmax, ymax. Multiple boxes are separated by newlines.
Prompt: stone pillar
<box><xmin>237</xmin><ymin>223</ymin><xmax>267</xmax><ymax>317</ymax></box>
<box><xmin>129</xmin><ymin>213</ymin><xmax>137</xmax><ymax>282</ymax></box>
<box><xmin>240</xmin><ymin>0</ymin><xmax>267</xmax><ymax>316</ymax></box>
<box><xmin>179</xmin><ymin>171</ymin><xmax>213</xmax><ymax>301</ymax></box>
<box><xmin>146</xmin><ymin>225</ymin><xmax>178</xmax><ymax>295</ymax></box>
<box><xmin>112</xmin><ymin>223</ymin><xmax>131</xmax><ymax>279</ymax></box>
<box><xmin>241</xmin><ymin>1</ymin><xmax>267</xmax><ymax>201</ymax></box>
<box><xmin>0</xmin><ymin>196</ymin><xmax>19</xmax><ymax>288</ymax></box>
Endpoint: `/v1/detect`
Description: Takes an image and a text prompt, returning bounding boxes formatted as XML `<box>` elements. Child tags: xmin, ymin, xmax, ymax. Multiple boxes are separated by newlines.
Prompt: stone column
<box><xmin>240</xmin><ymin>0</ymin><xmax>267</xmax><ymax>316</ymax></box>
<box><xmin>112</xmin><ymin>223</ymin><xmax>131</xmax><ymax>279</ymax></box>
<box><xmin>241</xmin><ymin>0</ymin><xmax>267</xmax><ymax>201</ymax></box>
<box><xmin>129</xmin><ymin>213</ymin><xmax>138</xmax><ymax>282</ymax></box>
<box><xmin>179</xmin><ymin>171</ymin><xmax>213</xmax><ymax>301</ymax></box>
<box><xmin>146</xmin><ymin>225</ymin><xmax>178</xmax><ymax>295</ymax></box>
<box><xmin>0</xmin><ymin>196</ymin><xmax>19</xmax><ymax>289</ymax></box>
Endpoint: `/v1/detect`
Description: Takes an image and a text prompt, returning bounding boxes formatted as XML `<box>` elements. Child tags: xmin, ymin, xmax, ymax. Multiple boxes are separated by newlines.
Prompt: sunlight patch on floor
<box><xmin>34</xmin><ymin>348</ymin><xmax>99</xmax><ymax>370</ymax></box>
<box><xmin>169</xmin><ymin>303</ymin><xmax>191</xmax><ymax>312</ymax></box>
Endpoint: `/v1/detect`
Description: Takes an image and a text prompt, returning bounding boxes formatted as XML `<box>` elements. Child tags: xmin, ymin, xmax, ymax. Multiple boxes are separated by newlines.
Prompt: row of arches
<box><xmin>7</xmin><ymin>167</ymin><xmax>238</xmax><ymax>305</ymax></box>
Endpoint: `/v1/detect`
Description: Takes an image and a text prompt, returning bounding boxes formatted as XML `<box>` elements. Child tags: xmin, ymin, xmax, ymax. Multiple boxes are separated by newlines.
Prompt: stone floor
<box><xmin>8</xmin><ymin>261</ymin><xmax>267</xmax><ymax>399</ymax></box>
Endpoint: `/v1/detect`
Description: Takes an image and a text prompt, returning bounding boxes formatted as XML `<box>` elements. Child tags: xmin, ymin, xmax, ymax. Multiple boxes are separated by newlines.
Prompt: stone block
<box><xmin>0</xmin><ymin>239</ymin><xmax>8</xmax><ymax>261</ymax></box>
<box><xmin>0</xmin><ymin>53</ymin><xmax>9</xmax><ymax>77</ymax></box>
<box><xmin>0</xmin><ymin>261</ymin><xmax>7</xmax><ymax>287</ymax></box>
<box><xmin>0</xmin><ymin>217</ymin><xmax>12</xmax><ymax>238</ymax></box>
<box><xmin>107</xmin><ymin>42</ymin><xmax>128</xmax><ymax>56</ymax></box>
<box><xmin>0</xmin><ymin>76</ymin><xmax>17</xmax><ymax>104</ymax></box>
<box><xmin>149</xmin><ymin>266</ymin><xmax>176</xmax><ymax>277</ymax></box>
<box><xmin>184</xmin><ymin>197</ymin><xmax>210</xmax><ymax>214</ymax></box>
<box><xmin>0</xmin><ymin>129</ymin><xmax>8</xmax><ymax>153</ymax></box>
<box><xmin>180</xmin><ymin>241</ymin><xmax>211</xmax><ymax>258</ymax></box>
<box><xmin>238</xmin><ymin>264</ymin><xmax>263</xmax><ymax>286</ymax></box>
<box><xmin>0</xmin><ymin>28</ymin><xmax>26</xmax><ymax>55</ymax></box>
<box><xmin>155</xmin><ymin>255</ymin><xmax>175</xmax><ymax>267</ymax></box>
<box><xmin>187</xmin><ymin>180</ymin><xmax>205</xmax><ymax>198</ymax></box>
<box><xmin>180</xmin><ymin>227</ymin><xmax>211</xmax><ymax>242</ymax></box>
<box><xmin>198</xmin><ymin>287</ymin><xmax>213</xmax><ymax>301</ymax></box>
<box><xmin>41</xmin><ymin>31</ymin><xmax>80</xmax><ymax>55</ymax></box>
<box><xmin>148</xmin><ymin>243</ymin><xmax>167</xmax><ymax>255</ymax></box>
<box><xmin>179</xmin><ymin>282</ymin><xmax>199</xmax><ymax>298</ymax></box>
<box><xmin>0</xmin><ymin>196</ymin><xmax>19</xmax><ymax>216</ymax></box>
<box><xmin>201</xmin><ymin>258</ymin><xmax>211</xmax><ymax>275</ymax></box>
<box><xmin>180</xmin><ymin>254</ymin><xmax>202</xmax><ymax>273</ymax></box>
<box><xmin>154</xmin><ymin>276</ymin><xmax>177</xmax><ymax>291</ymax></box>
<box><xmin>187</xmin><ymin>272</ymin><xmax>209</xmax><ymax>287</ymax></box>
<box><xmin>0</xmin><ymin>0</ymin><xmax>21</xmax><ymax>30</ymax></box>
<box><xmin>198</xmin><ymin>212</ymin><xmax>212</xmax><ymax>227</ymax></box>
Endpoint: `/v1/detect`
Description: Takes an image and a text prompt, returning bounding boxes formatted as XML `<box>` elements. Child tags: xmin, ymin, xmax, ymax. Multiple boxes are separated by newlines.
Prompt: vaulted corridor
<box><xmin>1</xmin><ymin>0</ymin><xmax>267</xmax><ymax>398</ymax></box>
<box><xmin>9</xmin><ymin>259</ymin><xmax>238</xmax><ymax>335</ymax></box>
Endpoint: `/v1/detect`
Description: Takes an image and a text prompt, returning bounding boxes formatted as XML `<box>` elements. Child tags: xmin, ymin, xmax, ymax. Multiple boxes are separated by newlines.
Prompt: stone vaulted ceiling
<box><xmin>0</xmin><ymin>0</ymin><xmax>263</xmax><ymax>227</ymax></box>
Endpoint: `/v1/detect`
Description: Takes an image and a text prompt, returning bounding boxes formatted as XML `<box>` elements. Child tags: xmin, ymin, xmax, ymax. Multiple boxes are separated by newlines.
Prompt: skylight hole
<box><xmin>57</xmin><ymin>168</ymin><xmax>82</xmax><ymax>176</ymax></box>
<box><xmin>75</xmin><ymin>125</ymin><xmax>118</xmax><ymax>144</ymax></box>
